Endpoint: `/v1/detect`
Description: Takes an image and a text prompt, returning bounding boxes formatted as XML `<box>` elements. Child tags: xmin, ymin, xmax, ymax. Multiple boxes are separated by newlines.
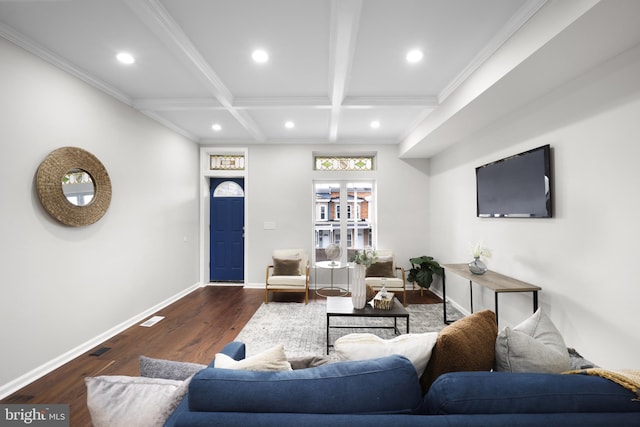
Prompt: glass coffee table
<box><xmin>326</xmin><ymin>296</ymin><xmax>410</xmax><ymax>354</ymax></box>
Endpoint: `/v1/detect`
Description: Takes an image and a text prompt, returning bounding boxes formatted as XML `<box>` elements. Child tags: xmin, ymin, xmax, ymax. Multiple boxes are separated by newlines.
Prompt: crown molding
<box><xmin>439</xmin><ymin>0</ymin><xmax>548</xmax><ymax>102</ymax></box>
<box><xmin>139</xmin><ymin>110</ymin><xmax>199</xmax><ymax>141</ymax></box>
<box><xmin>0</xmin><ymin>22</ymin><xmax>132</xmax><ymax>105</ymax></box>
<box><xmin>133</xmin><ymin>98</ymin><xmax>224</xmax><ymax>111</ymax></box>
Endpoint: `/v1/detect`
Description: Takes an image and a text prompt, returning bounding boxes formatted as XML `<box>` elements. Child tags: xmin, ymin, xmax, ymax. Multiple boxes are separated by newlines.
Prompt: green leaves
<box><xmin>407</xmin><ymin>256</ymin><xmax>443</xmax><ymax>289</ymax></box>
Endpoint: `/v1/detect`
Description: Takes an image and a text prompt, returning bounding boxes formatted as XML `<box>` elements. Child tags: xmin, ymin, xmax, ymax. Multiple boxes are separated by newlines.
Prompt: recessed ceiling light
<box><xmin>211</xmin><ymin>124</ymin><xmax>222</xmax><ymax>131</ymax></box>
<box><xmin>406</xmin><ymin>49</ymin><xmax>423</xmax><ymax>63</ymax></box>
<box><xmin>116</xmin><ymin>52</ymin><xmax>135</xmax><ymax>65</ymax></box>
<box><xmin>252</xmin><ymin>49</ymin><xmax>269</xmax><ymax>63</ymax></box>
<box><xmin>370</xmin><ymin>120</ymin><xmax>380</xmax><ymax>129</ymax></box>
<box><xmin>285</xmin><ymin>121</ymin><xmax>295</xmax><ymax>129</ymax></box>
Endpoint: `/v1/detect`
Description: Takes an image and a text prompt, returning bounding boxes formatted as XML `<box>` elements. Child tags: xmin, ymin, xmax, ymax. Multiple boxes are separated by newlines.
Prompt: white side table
<box><xmin>315</xmin><ymin>261</ymin><xmax>349</xmax><ymax>297</ymax></box>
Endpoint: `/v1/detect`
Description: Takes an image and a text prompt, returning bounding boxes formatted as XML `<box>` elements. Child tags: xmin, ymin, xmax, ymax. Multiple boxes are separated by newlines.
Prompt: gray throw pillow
<box><xmin>288</xmin><ymin>355</ymin><xmax>332</xmax><ymax>370</ymax></box>
<box><xmin>495</xmin><ymin>308</ymin><xmax>570</xmax><ymax>373</ymax></box>
<box><xmin>139</xmin><ymin>355</ymin><xmax>206</xmax><ymax>381</ymax></box>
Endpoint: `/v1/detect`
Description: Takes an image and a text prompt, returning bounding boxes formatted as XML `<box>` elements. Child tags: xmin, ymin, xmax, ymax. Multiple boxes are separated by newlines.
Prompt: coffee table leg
<box><xmin>326</xmin><ymin>314</ymin><xmax>330</xmax><ymax>354</ymax></box>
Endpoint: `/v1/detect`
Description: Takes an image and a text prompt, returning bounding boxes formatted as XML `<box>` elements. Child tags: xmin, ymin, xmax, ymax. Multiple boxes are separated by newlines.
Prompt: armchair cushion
<box><xmin>272</xmin><ymin>249</ymin><xmax>308</xmax><ymax>270</ymax></box>
<box><xmin>365</xmin><ymin>277</ymin><xmax>404</xmax><ymax>289</ymax></box>
<box><xmin>272</xmin><ymin>258</ymin><xmax>301</xmax><ymax>276</ymax></box>
<box><xmin>365</xmin><ymin>260</ymin><xmax>395</xmax><ymax>278</ymax></box>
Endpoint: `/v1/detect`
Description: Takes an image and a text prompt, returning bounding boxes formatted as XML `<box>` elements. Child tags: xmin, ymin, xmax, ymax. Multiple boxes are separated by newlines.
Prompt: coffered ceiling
<box><xmin>2</xmin><ymin>0</ymin><xmax>639</xmax><ymax>158</ymax></box>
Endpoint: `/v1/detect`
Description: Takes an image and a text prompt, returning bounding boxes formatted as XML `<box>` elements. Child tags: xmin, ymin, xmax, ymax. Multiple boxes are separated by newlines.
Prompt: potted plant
<box><xmin>407</xmin><ymin>256</ymin><xmax>443</xmax><ymax>290</ymax></box>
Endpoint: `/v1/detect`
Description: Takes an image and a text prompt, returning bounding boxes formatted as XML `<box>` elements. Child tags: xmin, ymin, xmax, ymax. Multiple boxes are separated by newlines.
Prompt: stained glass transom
<box><xmin>314</xmin><ymin>156</ymin><xmax>373</xmax><ymax>171</ymax></box>
<box><xmin>210</xmin><ymin>155</ymin><xmax>245</xmax><ymax>170</ymax></box>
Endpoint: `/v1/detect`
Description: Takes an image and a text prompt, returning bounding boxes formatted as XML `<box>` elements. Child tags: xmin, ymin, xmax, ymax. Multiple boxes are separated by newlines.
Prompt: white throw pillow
<box><xmin>214</xmin><ymin>343</ymin><xmax>292</xmax><ymax>371</ymax></box>
<box><xmin>85</xmin><ymin>375</ymin><xmax>188</xmax><ymax>427</ymax></box>
<box><xmin>334</xmin><ymin>332</ymin><xmax>438</xmax><ymax>376</ymax></box>
<box><xmin>495</xmin><ymin>308</ymin><xmax>570</xmax><ymax>373</ymax></box>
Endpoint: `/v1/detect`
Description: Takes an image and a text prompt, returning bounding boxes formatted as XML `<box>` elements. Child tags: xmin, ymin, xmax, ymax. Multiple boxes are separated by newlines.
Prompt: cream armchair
<box><xmin>364</xmin><ymin>250</ymin><xmax>407</xmax><ymax>306</ymax></box>
<box><xmin>265</xmin><ymin>249</ymin><xmax>310</xmax><ymax>304</ymax></box>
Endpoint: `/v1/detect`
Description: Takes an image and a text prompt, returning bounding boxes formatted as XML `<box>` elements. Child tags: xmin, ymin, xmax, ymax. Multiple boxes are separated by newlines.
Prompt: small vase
<box><xmin>351</xmin><ymin>264</ymin><xmax>367</xmax><ymax>309</ymax></box>
<box><xmin>468</xmin><ymin>257</ymin><xmax>487</xmax><ymax>275</ymax></box>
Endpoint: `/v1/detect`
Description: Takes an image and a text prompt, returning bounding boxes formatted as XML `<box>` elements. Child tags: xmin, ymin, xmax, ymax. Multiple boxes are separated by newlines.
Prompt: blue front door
<box><xmin>210</xmin><ymin>178</ymin><xmax>244</xmax><ymax>282</ymax></box>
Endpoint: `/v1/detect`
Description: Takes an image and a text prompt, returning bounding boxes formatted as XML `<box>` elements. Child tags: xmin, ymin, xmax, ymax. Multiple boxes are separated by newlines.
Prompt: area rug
<box><xmin>234</xmin><ymin>301</ymin><xmax>462</xmax><ymax>358</ymax></box>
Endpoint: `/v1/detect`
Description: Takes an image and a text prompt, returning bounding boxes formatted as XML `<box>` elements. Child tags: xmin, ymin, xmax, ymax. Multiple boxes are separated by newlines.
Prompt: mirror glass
<box><xmin>62</xmin><ymin>168</ymin><xmax>94</xmax><ymax>206</ymax></box>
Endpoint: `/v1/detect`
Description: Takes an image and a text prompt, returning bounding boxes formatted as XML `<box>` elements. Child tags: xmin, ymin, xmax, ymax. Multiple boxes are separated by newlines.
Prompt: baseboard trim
<box><xmin>242</xmin><ymin>282</ymin><xmax>264</xmax><ymax>289</ymax></box>
<box><xmin>0</xmin><ymin>282</ymin><xmax>202</xmax><ymax>400</ymax></box>
<box><xmin>428</xmin><ymin>286</ymin><xmax>470</xmax><ymax>317</ymax></box>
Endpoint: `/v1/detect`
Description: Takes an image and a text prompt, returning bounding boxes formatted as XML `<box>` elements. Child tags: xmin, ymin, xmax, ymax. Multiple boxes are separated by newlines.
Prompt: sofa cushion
<box><xmin>188</xmin><ymin>355</ymin><xmax>423</xmax><ymax>415</ymax></box>
<box><xmin>420</xmin><ymin>310</ymin><xmax>497</xmax><ymax>393</ymax></box>
<box><xmin>214</xmin><ymin>343</ymin><xmax>292</xmax><ymax>371</ymax></box>
<box><xmin>334</xmin><ymin>332</ymin><xmax>438</xmax><ymax>376</ymax></box>
<box><xmin>85</xmin><ymin>375</ymin><xmax>188</xmax><ymax>427</ymax></box>
<box><xmin>426</xmin><ymin>371</ymin><xmax>640</xmax><ymax>415</ymax></box>
<box><xmin>495</xmin><ymin>308</ymin><xmax>570</xmax><ymax>373</ymax></box>
<box><xmin>139</xmin><ymin>356</ymin><xmax>206</xmax><ymax>381</ymax></box>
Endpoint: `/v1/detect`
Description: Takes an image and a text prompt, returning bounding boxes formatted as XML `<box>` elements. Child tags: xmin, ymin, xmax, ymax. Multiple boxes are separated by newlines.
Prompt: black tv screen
<box><xmin>476</xmin><ymin>145</ymin><xmax>552</xmax><ymax>218</ymax></box>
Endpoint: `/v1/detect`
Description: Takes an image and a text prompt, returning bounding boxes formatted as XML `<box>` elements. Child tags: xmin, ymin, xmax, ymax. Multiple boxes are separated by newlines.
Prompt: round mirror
<box><xmin>62</xmin><ymin>168</ymin><xmax>95</xmax><ymax>206</ymax></box>
<box><xmin>36</xmin><ymin>147</ymin><xmax>111</xmax><ymax>226</ymax></box>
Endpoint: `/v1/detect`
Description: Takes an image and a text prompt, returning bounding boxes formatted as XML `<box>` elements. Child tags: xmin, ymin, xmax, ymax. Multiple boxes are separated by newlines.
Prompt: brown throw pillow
<box><xmin>272</xmin><ymin>258</ymin><xmax>300</xmax><ymax>276</ymax></box>
<box><xmin>365</xmin><ymin>260</ymin><xmax>394</xmax><ymax>278</ymax></box>
<box><xmin>420</xmin><ymin>310</ymin><xmax>497</xmax><ymax>394</ymax></box>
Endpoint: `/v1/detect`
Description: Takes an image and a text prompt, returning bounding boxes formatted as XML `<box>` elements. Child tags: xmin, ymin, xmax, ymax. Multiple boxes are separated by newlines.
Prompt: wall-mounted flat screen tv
<box><xmin>476</xmin><ymin>145</ymin><xmax>552</xmax><ymax>218</ymax></box>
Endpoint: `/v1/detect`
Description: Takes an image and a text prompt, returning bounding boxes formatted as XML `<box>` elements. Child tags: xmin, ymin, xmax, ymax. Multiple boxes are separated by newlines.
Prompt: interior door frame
<box><xmin>199</xmin><ymin>147</ymin><xmax>248</xmax><ymax>285</ymax></box>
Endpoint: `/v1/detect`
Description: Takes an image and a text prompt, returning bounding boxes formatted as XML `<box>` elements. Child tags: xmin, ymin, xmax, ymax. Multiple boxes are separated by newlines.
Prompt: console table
<box><xmin>442</xmin><ymin>263</ymin><xmax>541</xmax><ymax>325</ymax></box>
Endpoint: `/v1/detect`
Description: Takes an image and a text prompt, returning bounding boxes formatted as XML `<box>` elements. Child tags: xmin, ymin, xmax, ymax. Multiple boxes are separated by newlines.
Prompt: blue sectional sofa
<box><xmin>164</xmin><ymin>341</ymin><xmax>640</xmax><ymax>427</ymax></box>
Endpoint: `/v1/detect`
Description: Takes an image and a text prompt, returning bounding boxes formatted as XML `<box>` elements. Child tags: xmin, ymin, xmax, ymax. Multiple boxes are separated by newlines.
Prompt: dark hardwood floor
<box><xmin>1</xmin><ymin>285</ymin><xmax>441</xmax><ymax>426</ymax></box>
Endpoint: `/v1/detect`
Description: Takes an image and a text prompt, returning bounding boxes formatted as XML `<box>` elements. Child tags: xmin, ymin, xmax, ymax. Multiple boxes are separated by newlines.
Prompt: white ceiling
<box><xmin>2</xmin><ymin>0</ymin><xmax>640</xmax><ymax>158</ymax></box>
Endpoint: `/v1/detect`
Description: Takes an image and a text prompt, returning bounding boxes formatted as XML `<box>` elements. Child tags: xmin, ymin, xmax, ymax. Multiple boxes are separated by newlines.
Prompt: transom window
<box><xmin>210</xmin><ymin>155</ymin><xmax>245</xmax><ymax>170</ymax></box>
<box><xmin>314</xmin><ymin>156</ymin><xmax>374</xmax><ymax>171</ymax></box>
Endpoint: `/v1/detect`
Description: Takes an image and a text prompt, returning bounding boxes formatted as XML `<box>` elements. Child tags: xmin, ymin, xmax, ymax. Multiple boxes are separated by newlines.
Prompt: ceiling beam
<box><xmin>123</xmin><ymin>0</ymin><xmax>266</xmax><ymax>142</ymax></box>
<box><xmin>327</xmin><ymin>0</ymin><xmax>362</xmax><ymax>142</ymax></box>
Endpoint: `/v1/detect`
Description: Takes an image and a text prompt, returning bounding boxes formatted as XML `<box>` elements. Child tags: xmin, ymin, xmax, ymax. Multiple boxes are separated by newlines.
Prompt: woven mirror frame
<box><xmin>36</xmin><ymin>147</ymin><xmax>112</xmax><ymax>227</ymax></box>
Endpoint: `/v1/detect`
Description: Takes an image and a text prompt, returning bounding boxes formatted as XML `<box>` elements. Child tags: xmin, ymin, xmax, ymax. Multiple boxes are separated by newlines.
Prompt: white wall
<box><xmin>0</xmin><ymin>38</ymin><xmax>199</xmax><ymax>391</ymax></box>
<box><xmin>242</xmin><ymin>144</ymin><xmax>430</xmax><ymax>286</ymax></box>
<box><xmin>427</xmin><ymin>44</ymin><xmax>640</xmax><ymax>368</ymax></box>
